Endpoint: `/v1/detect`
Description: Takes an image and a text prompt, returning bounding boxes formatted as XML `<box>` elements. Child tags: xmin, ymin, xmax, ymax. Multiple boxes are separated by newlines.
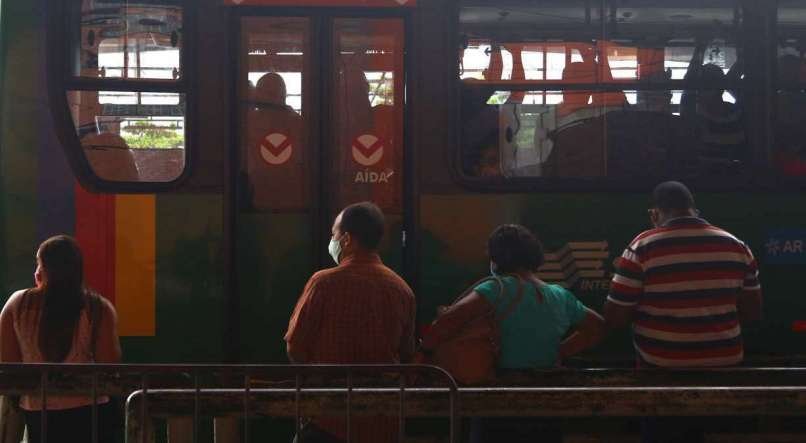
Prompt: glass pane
<box><xmin>74</xmin><ymin>1</ymin><xmax>182</xmax><ymax>80</ymax></box>
<box><xmin>461</xmin><ymin>87</ymin><xmax>747</xmax><ymax>178</ymax></box>
<box><xmin>609</xmin><ymin>0</ymin><xmax>742</xmax><ymax>80</ymax></box>
<box><xmin>240</xmin><ymin>17</ymin><xmax>309</xmax><ymax>211</ymax></box>
<box><xmin>67</xmin><ymin>90</ymin><xmax>185</xmax><ymax>182</ymax></box>
<box><xmin>459</xmin><ymin>1</ymin><xmax>601</xmax><ymax>83</ymax></box>
<box><xmin>461</xmin><ymin>89</ymin><xmax>612</xmax><ymax>178</ymax></box>
<box><xmin>460</xmin><ymin>2</ymin><xmax>600</xmax><ymax>31</ymax></box>
<box><xmin>775</xmin><ymin>1</ymin><xmax>806</xmax><ymax>177</ymax></box>
<box><xmin>777</xmin><ymin>0</ymin><xmax>806</xmax><ymax>86</ymax></box>
<box><xmin>333</xmin><ymin>18</ymin><xmax>404</xmax><ymax>214</ymax></box>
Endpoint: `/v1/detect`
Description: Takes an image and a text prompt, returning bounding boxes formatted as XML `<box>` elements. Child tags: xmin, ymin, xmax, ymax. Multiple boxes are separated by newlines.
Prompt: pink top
<box><xmin>4</xmin><ymin>290</ymin><xmax>110</xmax><ymax>411</ymax></box>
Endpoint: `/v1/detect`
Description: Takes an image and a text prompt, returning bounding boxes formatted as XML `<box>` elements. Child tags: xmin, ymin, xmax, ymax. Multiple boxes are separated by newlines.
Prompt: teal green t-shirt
<box><xmin>475</xmin><ymin>276</ymin><xmax>587</xmax><ymax>369</ymax></box>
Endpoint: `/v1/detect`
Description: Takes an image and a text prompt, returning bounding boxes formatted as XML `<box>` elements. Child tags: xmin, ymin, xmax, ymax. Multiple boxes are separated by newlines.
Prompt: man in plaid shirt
<box><xmin>286</xmin><ymin>201</ymin><xmax>416</xmax><ymax>443</ymax></box>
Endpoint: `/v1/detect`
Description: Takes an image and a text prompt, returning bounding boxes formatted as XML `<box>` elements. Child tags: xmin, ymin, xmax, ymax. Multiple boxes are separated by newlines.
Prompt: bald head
<box><xmin>652</xmin><ymin>181</ymin><xmax>696</xmax><ymax>213</ymax></box>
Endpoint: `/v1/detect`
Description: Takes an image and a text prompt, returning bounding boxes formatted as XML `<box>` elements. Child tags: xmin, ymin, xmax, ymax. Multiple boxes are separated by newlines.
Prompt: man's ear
<box><xmin>342</xmin><ymin>232</ymin><xmax>353</xmax><ymax>249</ymax></box>
<box><xmin>649</xmin><ymin>209</ymin><xmax>661</xmax><ymax>227</ymax></box>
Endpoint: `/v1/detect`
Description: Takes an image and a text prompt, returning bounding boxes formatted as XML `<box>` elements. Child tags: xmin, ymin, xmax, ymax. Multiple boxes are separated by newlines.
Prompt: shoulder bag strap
<box><xmin>451</xmin><ymin>276</ymin><xmax>504</xmax><ymax>306</ymax></box>
<box><xmin>495</xmin><ymin>275</ymin><xmax>526</xmax><ymax>322</ymax></box>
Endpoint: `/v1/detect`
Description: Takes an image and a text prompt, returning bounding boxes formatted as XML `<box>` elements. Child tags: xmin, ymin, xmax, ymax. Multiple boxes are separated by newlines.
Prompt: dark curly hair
<box><xmin>488</xmin><ymin>224</ymin><xmax>545</xmax><ymax>274</ymax></box>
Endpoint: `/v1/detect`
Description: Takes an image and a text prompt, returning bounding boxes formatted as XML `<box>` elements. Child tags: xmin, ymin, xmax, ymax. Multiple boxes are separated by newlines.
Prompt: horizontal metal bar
<box><xmin>461</xmin><ymin>79</ymin><xmax>743</xmax><ymax>91</ymax></box>
<box><xmin>65</xmin><ymin>77</ymin><xmax>186</xmax><ymax>93</ymax></box>
<box><xmin>125</xmin><ymin>386</ymin><xmax>806</xmax><ymax>418</ymax></box>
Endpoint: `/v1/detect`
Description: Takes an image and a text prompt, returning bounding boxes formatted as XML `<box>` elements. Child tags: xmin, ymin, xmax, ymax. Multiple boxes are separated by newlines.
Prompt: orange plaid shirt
<box><xmin>285</xmin><ymin>252</ymin><xmax>416</xmax><ymax>442</ymax></box>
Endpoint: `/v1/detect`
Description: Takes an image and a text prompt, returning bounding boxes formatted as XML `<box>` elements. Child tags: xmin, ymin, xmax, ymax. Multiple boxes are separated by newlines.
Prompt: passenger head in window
<box><xmin>473</xmin><ymin>135</ymin><xmax>502</xmax><ymax>178</ymax></box>
<box><xmin>697</xmin><ymin>63</ymin><xmax>729</xmax><ymax>107</ymax></box>
<box><xmin>80</xmin><ymin>132</ymin><xmax>140</xmax><ymax>182</ymax></box>
<box><xmin>255</xmin><ymin>73</ymin><xmax>289</xmax><ymax>108</ymax></box>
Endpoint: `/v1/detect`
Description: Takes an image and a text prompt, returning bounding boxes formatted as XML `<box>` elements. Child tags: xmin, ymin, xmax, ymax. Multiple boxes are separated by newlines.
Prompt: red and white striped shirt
<box><xmin>608</xmin><ymin>217</ymin><xmax>761</xmax><ymax>367</ymax></box>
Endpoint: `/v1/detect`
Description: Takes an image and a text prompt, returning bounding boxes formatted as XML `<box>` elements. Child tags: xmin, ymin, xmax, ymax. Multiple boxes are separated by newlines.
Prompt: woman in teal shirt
<box><xmin>433</xmin><ymin>224</ymin><xmax>605</xmax><ymax>442</ymax></box>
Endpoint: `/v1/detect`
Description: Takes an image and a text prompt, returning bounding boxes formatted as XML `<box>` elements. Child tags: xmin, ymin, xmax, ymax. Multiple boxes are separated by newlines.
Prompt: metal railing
<box><xmin>5</xmin><ymin>365</ymin><xmax>806</xmax><ymax>442</ymax></box>
<box><xmin>0</xmin><ymin>363</ymin><xmax>459</xmax><ymax>443</ymax></box>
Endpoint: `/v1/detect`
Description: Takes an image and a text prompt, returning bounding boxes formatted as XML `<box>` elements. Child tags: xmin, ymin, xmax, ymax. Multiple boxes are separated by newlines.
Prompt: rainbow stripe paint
<box><xmin>75</xmin><ymin>186</ymin><xmax>156</xmax><ymax>337</ymax></box>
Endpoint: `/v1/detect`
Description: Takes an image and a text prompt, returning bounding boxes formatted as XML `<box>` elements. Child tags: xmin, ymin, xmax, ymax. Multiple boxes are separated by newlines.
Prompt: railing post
<box><xmin>0</xmin><ymin>395</ymin><xmax>24</xmax><ymax>443</ymax></box>
<box><xmin>125</xmin><ymin>391</ymin><xmax>156</xmax><ymax>443</ymax></box>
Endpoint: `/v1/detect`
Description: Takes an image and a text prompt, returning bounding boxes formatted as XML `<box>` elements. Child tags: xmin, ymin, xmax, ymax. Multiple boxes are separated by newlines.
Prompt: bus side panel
<box><xmin>1</xmin><ymin>0</ymin><xmax>47</xmax><ymax>297</ymax></box>
<box><xmin>419</xmin><ymin>192</ymin><xmax>806</xmax><ymax>364</ymax></box>
<box><xmin>237</xmin><ymin>213</ymin><xmax>314</xmax><ymax>363</ymax></box>
<box><xmin>123</xmin><ymin>194</ymin><xmax>225</xmax><ymax>362</ymax></box>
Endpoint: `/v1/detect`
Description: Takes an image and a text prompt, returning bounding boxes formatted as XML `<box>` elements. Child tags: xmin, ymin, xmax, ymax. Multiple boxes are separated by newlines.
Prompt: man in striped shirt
<box><xmin>604</xmin><ymin>181</ymin><xmax>762</xmax><ymax>442</ymax></box>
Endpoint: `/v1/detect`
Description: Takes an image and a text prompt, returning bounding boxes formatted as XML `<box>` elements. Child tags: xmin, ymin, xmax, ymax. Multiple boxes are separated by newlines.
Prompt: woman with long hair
<box><xmin>0</xmin><ymin>235</ymin><xmax>121</xmax><ymax>442</ymax></box>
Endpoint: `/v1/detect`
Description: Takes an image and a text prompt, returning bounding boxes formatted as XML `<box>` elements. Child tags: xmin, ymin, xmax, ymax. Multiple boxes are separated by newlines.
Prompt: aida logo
<box><xmin>537</xmin><ymin>242</ymin><xmax>611</xmax><ymax>290</ymax></box>
<box><xmin>352</xmin><ymin>134</ymin><xmax>385</xmax><ymax>167</ymax></box>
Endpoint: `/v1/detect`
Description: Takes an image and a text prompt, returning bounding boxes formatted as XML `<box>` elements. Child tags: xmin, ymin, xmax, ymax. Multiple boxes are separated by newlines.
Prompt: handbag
<box><xmin>425</xmin><ymin>275</ymin><xmax>525</xmax><ymax>385</ymax></box>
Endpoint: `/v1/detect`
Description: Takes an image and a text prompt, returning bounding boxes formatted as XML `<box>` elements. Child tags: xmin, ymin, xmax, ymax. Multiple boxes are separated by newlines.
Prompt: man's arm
<box><xmin>399</xmin><ymin>294</ymin><xmax>416</xmax><ymax>363</ymax></box>
<box><xmin>737</xmin><ymin>247</ymin><xmax>763</xmax><ymax>324</ymax></box>
<box><xmin>603</xmin><ymin>300</ymin><xmax>634</xmax><ymax>330</ymax></box>
<box><xmin>604</xmin><ymin>246</ymin><xmax>644</xmax><ymax>329</ymax></box>
<box><xmin>284</xmin><ymin>278</ymin><xmax>323</xmax><ymax>364</ymax></box>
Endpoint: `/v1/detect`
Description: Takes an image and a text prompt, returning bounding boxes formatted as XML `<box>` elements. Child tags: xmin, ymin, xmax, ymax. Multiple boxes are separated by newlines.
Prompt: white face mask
<box><xmin>328</xmin><ymin>236</ymin><xmax>343</xmax><ymax>265</ymax></box>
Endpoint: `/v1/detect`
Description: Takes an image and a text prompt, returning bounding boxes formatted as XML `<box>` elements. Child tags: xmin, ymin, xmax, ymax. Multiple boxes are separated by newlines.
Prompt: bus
<box><xmin>2</xmin><ymin>0</ymin><xmax>806</xmax><ymax>369</ymax></box>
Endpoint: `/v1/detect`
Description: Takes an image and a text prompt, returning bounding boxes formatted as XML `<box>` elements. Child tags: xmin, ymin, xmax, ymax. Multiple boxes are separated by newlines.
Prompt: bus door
<box><xmin>235</xmin><ymin>12</ymin><xmax>407</xmax><ymax>361</ymax></box>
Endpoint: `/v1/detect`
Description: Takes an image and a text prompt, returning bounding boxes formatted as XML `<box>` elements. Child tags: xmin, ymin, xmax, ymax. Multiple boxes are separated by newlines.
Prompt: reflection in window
<box><xmin>75</xmin><ymin>1</ymin><xmax>182</xmax><ymax>80</ymax></box>
<box><xmin>458</xmin><ymin>0</ymin><xmax>750</xmax><ymax>181</ymax></box>
<box><xmin>460</xmin><ymin>88</ymin><xmax>746</xmax><ymax>179</ymax></box>
<box><xmin>776</xmin><ymin>1</ymin><xmax>806</xmax><ymax>176</ymax></box>
<box><xmin>67</xmin><ymin>91</ymin><xmax>186</xmax><ymax>182</ymax></box>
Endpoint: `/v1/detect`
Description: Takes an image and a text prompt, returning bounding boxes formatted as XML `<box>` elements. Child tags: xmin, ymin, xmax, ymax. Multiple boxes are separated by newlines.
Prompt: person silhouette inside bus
<box><xmin>774</xmin><ymin>54</ymin><xmax>806</xmax><ymax>176</ymax></box>
<box><xmin>687</xmin><ymin>63</ymin><xmax>746</xmax><ymax>171</ymax></box>
<box><xmin>246</xmin><ymin>72</ymin><xmax>304</xmax><ymax>209</ymax></box>
<box><xmin>80</xmin><ymin>132</ymin><xmax>140</xmax><ymax>182</ymax></box>
<box><xmin>679</xmin><ymin>39</ymin><xmax>746</xmax><ymax>173</ymax></box>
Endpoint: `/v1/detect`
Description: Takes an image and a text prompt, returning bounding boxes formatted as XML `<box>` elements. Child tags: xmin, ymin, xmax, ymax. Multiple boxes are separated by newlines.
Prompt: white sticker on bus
<box><xmin>259</xmin><ymin>133</ymin><xmax>293</xmax><ymax>166</ymax></box>
<box><xmin>352</xmin><ymin>134</ymin><xmax>384</xmax><ymax>167</ymax></box>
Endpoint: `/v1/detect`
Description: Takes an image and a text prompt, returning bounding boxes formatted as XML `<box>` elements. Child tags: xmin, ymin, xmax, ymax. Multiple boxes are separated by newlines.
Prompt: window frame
<box><xmin>47</xmin><ymin>0</ymin><xmax>195</xmax><ymax>193</ymax></box>
<box><xmin>451</xmin><ymin>0</ymin><xmax>806</xmax><ymax>193</ymax></box>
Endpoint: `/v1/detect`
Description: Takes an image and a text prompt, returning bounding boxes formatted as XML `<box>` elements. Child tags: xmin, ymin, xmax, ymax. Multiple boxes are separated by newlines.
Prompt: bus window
<box><xmin>73</xmin><ymin>1</ymin><xmax>182</xmax><ymax>80</ymax></box>
<box><xmin>457</xmin><ymin>0</ymin><xmax>747</xmax><ymax>181</ymax></box>
<box><xmin>240</xmin><ymin>17</ymin><xmax>309</xmax><ymax>211</ymax></box>
<box><xmin>775</xmin><ymin>1</ymin><xmax>806</xmax><ymax>177</ymax></box>
<box><xmin>60</xmin><ymin>1</ymin><xmax>187</xmax><ymax>187</ymax></box>
<box><xmin>68</xmin><ymin>90</ymin><xmax>186</xmax><ymax>182</ymax></box>
<box><xmin>332</xmin><ymin>18</ymin><xmax>404</xmax><ymax>214</ymax></box>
